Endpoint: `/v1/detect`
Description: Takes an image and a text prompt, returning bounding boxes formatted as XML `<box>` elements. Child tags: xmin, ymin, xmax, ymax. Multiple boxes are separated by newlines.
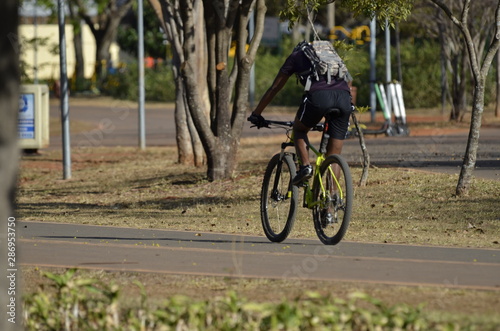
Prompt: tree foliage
<box><xmin>280</xmin><ymin>0</ymin><xmax>414</xmax><ymax>28</ymax></box>
<box><xmin>117</xmin><ymin>3</ymin><xmax>167</xmax><ymax>59</ymax></box>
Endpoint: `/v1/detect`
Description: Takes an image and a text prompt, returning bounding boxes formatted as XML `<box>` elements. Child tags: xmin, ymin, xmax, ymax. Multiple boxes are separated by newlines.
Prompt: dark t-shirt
<box><xmin>279</xmin><ymin>50</ymin><xmax>351</xmax><ymax>93</ymax></box>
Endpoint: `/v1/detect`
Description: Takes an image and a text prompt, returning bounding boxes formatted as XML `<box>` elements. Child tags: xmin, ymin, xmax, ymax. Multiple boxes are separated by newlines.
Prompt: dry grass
<box><xmin>17</xmin><ymin>137</ymin><xmax>500</xmax><ymax>248</ymax></box>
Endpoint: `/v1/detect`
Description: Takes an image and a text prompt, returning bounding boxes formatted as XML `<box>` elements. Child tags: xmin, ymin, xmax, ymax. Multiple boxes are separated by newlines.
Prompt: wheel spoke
<box><xmin>260</xmin><ymin>154</ymin><xmax>298</xmax><ymax>242</ymax></box>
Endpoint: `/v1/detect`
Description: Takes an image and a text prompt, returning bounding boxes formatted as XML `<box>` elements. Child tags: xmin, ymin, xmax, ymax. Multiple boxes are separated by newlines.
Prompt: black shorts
<box><xmin>295</xmin><ymin>89</ymin><xmax>352</xmax><ymax>140</ymax></box>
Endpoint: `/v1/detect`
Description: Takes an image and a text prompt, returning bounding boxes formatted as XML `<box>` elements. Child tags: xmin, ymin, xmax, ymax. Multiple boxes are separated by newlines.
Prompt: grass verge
<box><xmin>17</xmin><ymin>130</ymin><xmax>500</xmax><ymax>329</ymax></box>
<box><xmin>22</xmin><ymin>267</ymin><xmax>500</xmax><ymax>330</ymax></box>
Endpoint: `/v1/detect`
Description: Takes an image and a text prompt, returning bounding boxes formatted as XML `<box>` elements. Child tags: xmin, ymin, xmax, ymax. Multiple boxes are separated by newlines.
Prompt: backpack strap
<box><xmin>300</xmin><ymin>43</ymin><xmax>320</xmax><ymax>81</ymax></box>
<box><xmin>304</xmin><ymin>76</ymin><xmax>312</xmax><ymax>91</ymax></box>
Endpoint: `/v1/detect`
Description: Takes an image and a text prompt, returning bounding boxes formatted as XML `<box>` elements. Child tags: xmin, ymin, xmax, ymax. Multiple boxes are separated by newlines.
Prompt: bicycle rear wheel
<box><xmin>312</xmin><ymin>154</ymin><xmax>353</xmax><ymax>245</ymax></box>
<box><xmin>261</xmin><ymin>153</ymin><xmax>298</xmax><ymax>242</ymax></box>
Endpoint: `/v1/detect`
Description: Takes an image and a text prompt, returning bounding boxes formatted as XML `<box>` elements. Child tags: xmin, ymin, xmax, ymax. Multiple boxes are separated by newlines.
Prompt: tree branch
<box><xmin>480</xmin><ymin>0</ymin><xmax>500</xmax><ymax>78</ymax></box>
<box><xmin>247</xmin><ymin>0</ymin><xmax>266</xmax><ymax>61</ymax></box>
<box><xmin>73</xmin><ymin>0</ymin><xmax>98</xmax><ymax>37</ymax></box>
<box><xmin>429</xmin><ymin>0</ymin><xmax>461</xmax><ymax>26</ymax></box>
<box><xmin>430</xmin><ymin>0</ymin><xmax>479</xmax><ymax>80</ymax></box>
<box><xmin>460</xmin><ymin>0</ymin><xmax>470</xmax><ymax>25</ymax></box>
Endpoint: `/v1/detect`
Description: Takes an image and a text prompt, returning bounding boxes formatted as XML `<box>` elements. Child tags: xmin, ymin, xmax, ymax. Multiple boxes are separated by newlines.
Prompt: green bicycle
<box><xmin>256</xmin><ymin>113</ymin><xmax>353</xmax><ymax>245</ymax></box>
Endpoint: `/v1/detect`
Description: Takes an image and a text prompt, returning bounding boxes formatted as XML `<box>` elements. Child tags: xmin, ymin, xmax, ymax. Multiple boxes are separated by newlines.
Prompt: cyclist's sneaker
<box><xmin>292</xmin><ymin>165</ymin><xmax>313</xmax><ymax>185</ymax></box>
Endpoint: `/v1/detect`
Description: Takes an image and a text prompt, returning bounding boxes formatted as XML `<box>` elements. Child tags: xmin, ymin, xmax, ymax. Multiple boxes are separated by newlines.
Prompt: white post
<box><xmin>369</xmin><ymin>16</ymin><xmax>376</xmax><ymax>122</ymax></box>
<box><xmin>385</xmin><ymin>19</ymin><xmax>392</xmax><ymax>116</ymax></box>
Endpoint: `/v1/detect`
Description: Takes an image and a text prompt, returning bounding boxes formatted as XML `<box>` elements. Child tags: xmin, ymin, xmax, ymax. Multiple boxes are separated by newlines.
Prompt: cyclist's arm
<box><xmin>252</xmin><ymin>71</ymin><xmax>290</xmax><ymax>116</ymax></box>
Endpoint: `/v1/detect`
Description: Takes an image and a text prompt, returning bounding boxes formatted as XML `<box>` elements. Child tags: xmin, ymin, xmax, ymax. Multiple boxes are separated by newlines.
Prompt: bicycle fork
<box><xmin>271</xmin><ymin>148</ymin><xmax>295</xmax><ymax>203</ymax></box>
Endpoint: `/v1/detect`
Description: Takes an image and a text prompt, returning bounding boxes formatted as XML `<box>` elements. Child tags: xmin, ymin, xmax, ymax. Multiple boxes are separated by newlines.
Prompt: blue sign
<box><xmin>19</xmin><ymin>94</ymin><xmax>35</xmax><ymax>139</ymax></box>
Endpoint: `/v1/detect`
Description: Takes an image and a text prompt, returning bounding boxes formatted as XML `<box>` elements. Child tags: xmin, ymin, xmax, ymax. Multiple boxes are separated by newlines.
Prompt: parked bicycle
<box><xmin>252</xmin><ymin>111</ymin><xmax>353</xmax><ymax>245</ymax></box>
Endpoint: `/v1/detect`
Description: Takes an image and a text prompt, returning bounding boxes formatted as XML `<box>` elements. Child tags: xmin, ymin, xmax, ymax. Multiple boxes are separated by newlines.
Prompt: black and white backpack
<box><xmin>295</xmin><ymin>40</ymin><xmax>352</xmax><ymax>91</ymax></box>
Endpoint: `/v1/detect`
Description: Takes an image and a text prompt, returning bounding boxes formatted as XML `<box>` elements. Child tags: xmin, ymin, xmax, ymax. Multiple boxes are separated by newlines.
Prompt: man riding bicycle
<box><xmin>248</xmin><ymin>41</ymin><xmax>353</xmax><ymax>186</ymax></box>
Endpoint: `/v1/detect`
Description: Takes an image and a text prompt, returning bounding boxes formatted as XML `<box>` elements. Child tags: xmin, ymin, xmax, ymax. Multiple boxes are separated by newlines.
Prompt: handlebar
<box><xmin>251</xmin><ymin>119</ymin><xmax>324</xmax><ymax>132</ymax></box>
<box><xmin>264</xmin><ymin>120</ymin><xmax>293</xmax><ymax>127</ymax></box>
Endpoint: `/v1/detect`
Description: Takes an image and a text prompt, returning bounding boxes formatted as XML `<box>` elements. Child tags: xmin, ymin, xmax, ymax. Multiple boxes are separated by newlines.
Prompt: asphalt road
<box><xmin>47</xmin><ymin>99</ymin><xmax>500</xmax><ymax>180</ymax></box>
<box><xmin>19</xmin><ymin>221</ymin><xmax>500</xmax><ymax>290</ymax></box>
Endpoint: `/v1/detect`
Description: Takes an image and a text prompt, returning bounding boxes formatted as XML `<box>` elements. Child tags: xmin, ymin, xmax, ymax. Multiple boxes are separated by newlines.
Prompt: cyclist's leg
<box><xmin>326</xmin><ymin>138</ymin><xmax>344</xmax><ymax>156</ymax></box>
<box><xmin>326</xmin><ymin>138</ymin><xmax>344</xmax><ymax>179</ymax></box>
<box><xmin>294</xmin><ymin>94</ymin><xmax>322</xmax><ymax>166</ymax></box>
<box><xmin>292</xmin><ymin>119</ymin><xmax>311</xmax><ymax>166</ymax></box>
<box><xmin>325</xmin><ymin>90</ymin><xmax>352</xmax><ymax>179</ymax></box>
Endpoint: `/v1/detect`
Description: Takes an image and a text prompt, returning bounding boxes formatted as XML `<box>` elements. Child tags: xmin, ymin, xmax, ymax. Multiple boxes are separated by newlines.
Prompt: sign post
<box><xmin>58</xmin><ymin>0</ymin><xmax>71</xmax><ymax>179</ymax></box>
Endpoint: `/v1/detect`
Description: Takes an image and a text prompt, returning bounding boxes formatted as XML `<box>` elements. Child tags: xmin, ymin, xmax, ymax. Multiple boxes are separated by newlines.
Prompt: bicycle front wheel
<box><xmin>261</xmin><ymin>153</ymin><xmax>298</xmax><ymax>242</ymax></box>
<box><xmin>312</xmin><ymin>154</ymin><xmax>353</xmax><ymax>245</ymax></box>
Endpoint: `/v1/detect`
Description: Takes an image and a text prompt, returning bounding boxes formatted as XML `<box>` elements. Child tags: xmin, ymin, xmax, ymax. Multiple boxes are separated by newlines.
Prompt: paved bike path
<box><xmin>19</xmin><ymin>221</ymin><xmax>500</xmax><ymax>290</ymax></box>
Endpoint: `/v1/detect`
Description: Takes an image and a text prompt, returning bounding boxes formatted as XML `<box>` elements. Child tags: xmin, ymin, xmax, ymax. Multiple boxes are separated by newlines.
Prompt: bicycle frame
<box><xmin>302</xmin><ymin>140</ymin><xmax>344</xmax><ymax>210</ymax></box>
<box><xmin>273</xmin><ymin>122</ymin><xmax>344</xmax><ymax>211</ymax></box>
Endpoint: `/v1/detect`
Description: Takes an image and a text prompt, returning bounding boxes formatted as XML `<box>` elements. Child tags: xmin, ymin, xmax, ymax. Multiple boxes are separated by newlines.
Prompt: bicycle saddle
<box><xmin>325</xmin><ymin>107</ymin><xmax>341</xmax><ymax>117</ymax></box>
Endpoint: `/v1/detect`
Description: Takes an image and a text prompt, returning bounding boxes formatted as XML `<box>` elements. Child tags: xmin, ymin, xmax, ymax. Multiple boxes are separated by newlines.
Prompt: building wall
<box><xmin>19</xmin><ymin>24</ymin><xmax>120</xmax><ymax>81</ymax></box>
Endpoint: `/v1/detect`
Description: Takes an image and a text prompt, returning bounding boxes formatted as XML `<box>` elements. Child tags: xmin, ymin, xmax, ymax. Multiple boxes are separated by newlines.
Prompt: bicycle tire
<box><xmin>312</xmin><ymin>154</ymin><xmax>353</xmax><ymax>245</ymax></box>
<box><xmin>260</xmin><ymin>153</ymin><xmax>298</xmax><ymax>242</ymax></box>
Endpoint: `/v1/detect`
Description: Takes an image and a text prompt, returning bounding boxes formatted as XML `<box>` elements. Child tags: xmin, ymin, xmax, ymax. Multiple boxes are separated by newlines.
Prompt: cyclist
<box><xmin>248</xmin><ymin>41</ymin><xmax>353</xmax><ymax>185</ymax></box>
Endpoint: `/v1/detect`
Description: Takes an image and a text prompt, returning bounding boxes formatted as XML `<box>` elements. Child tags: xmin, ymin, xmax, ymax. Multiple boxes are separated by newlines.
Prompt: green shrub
<box><xmin>102</xmin><ymin>37</ymin><xmax>496</xmax><ymax>110</ymax></box>
<box><xmin>23</xmin><ymin>269</ymin><xmax>466</xmax><ymax>330</ymax></box>
<box><xmin>396</xmin><ymin>39</ymin><xmax>442</xmax><ymax>108</ymax></box>
<box><xmin>254</xmin><ymin>38</ymin><xmax>304</xmax><ymax>108</ymax></box>
<box><xmin>344</xmin><ymin>39</ymin><xmax>442</xmax><ymax>109</ymax></box>
<box><xmin>103</xmin><ymin>62</ymin><xmax>176</xmax><ymax>102</ymax></box>
<box><xmin>254</xmin><ymin>38</ymin><xmax>446</xmax><ymax>110</ymax></box>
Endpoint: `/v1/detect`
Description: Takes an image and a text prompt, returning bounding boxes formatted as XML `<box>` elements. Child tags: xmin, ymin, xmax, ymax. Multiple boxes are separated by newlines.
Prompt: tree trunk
<box><xmin>175</xmin><ymin>77</ymin><xmax>205</xmax><ymax>167</ymax></box>
<box><xmin>73</xmin><ymin>26</ymin><xmax>85</xmax><ymax>86</ymax></box>
<box><xmin>174</xmin><ymin>75</ymin><xmax>194</xmax><ymax>165</ymax></box>
<box><xmin>76</xmin><ymin>0</ymin><xmax>133</xmax><ymax>84</ymax></box>
<box><xmin>456</xmin><ymin>80</ymin><xmax>485</xmax><ymax>195</ymax></box>
<box><xmin>95</xmin><ymin>30</ymin><xmax>115</xmax><ymax>83</ymax></box>
<box><xmin>496</xmin><ymin>49</ymin><xmax>500</xmax><ymax>118</ymax></box>
<box><xmin>68</xmin><ymin>3</ymin><xmax>85</xmax><ymax>89</ymax></box>
<box><xmin>171</xmin><ymin>41</ymin><xmax>205</xmax><ymax>167</ymax></box>
<box><xmin>0</xmin><ymin>0</ymin><xmax>21</xmax><ymax>329</ymax></box>
<box><xmin>206</xmin><ymin>139</ymin><xmax>238</xmax><ymax>180</ymax></box>
<box><xmin>191</xmin><ymin>0</ymin><xmax>208</xmax><ymax>166</ymax></box>
<box><xmin>450</xmin><ymin>49</ymin><xmax>468</xmax><ymax>121</ymax></box>
<box><xmin>186</xmin><ymin>105</ymin><xmax>205</xmax><ymax>167</ymax></box>
<box><xmin>151</xmin><ymin>0</ymin><xmax>205</xmax><ymax>167</ymax></box>
<box><xmin>95</xmin><ymin>42</ymin><xmax>107</xmax><ymax>81</ymax></box>
<box><xmin>437</xmin><ymin>13</ymin><xmax>448</xmax><ymax>115</ymax></box>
